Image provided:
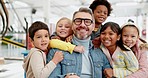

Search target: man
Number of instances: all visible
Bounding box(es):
[47,7,112,78]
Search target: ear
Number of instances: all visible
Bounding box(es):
[29,37,33,42]
[117,35,121,41]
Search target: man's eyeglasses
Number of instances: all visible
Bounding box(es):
[73,18,93,26]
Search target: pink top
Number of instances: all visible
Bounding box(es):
[126,39,148,78]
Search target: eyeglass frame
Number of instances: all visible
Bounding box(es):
[73,18,93,26]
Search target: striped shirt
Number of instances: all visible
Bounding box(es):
[101,45,139,78]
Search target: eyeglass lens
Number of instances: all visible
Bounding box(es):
[73,18,93,26]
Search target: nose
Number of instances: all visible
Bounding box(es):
[80,20,86,27]
[100,12,104,15]
[42,37,48,42]
[61,25,65,29]
[127,36,132,40]
[41,37,45,42]
[104,34,109,39]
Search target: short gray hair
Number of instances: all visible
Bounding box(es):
[72,7,95,24]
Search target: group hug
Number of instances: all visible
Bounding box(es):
[22,0,148,78]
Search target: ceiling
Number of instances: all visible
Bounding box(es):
[2,0,148,23]
[4,0,148,17]
[11,0,148,15]
[1,0,148,33]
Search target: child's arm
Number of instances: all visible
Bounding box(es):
[114,50,139,78]
[49,39,84,54]
[126,49,148,78]
[74,45,84,53]
[29,50,62,78]
[51,51,63,64]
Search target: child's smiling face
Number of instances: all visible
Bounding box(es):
[56,19,72,38]
[100,26,120,47]
[122,26,139,48]
[31,29,50,51]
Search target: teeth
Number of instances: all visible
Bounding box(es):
[125,42,131,46]
[99,17,104,20]
[104,40,110,43]
[42,43,47,46]
[125,42,131,44]
[60,31,66,34]
[80,29,87,32]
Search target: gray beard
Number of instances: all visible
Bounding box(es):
[76,34,89,40]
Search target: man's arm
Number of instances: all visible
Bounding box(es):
[102,52,113,78]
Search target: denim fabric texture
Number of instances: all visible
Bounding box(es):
[47,41,111,78]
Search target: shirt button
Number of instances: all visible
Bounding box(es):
[67,63,70,65]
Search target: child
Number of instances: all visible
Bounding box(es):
[50,17,84,53]
[120,21,148,78]
[23,21,83,78]
[99,22,139,78]
[50,17,73,41]
[89,0,112,40]
[89,0,112,48]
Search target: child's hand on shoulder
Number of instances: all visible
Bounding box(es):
[74,45,84,53]
[51,51,63,65]
[65,35,73,42]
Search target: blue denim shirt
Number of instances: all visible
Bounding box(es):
[47,41,111,78]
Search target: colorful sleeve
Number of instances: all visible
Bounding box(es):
[113,50,139,78]
[126,50,148,78]
[49,39,75,54]
[30,51,56,78]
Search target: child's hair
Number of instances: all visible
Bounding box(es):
[139,38,147,43]
[100,22,130,51]
[29,21,49,40]
[56,17,72,28]
[56,17,72,35]
[121,24,140,36]
[89,0,112,16]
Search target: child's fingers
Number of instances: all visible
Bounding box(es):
[80,46,85,53]
[55,51,64,57]
[58,51,64,58]
[82,48,85,53]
